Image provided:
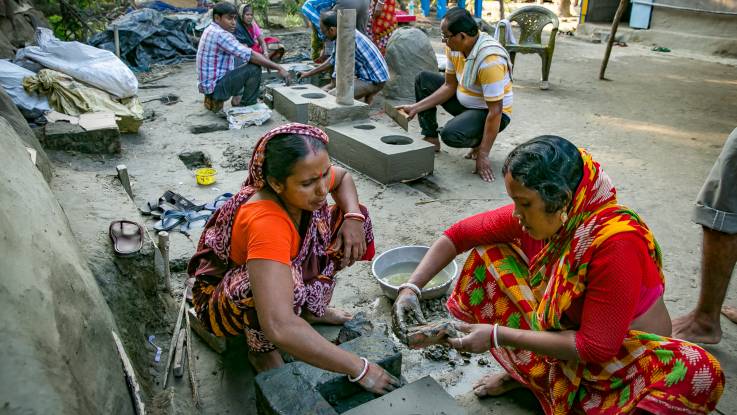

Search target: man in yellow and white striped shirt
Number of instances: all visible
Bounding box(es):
[398,7,513,182]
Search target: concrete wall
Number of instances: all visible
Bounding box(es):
[0,118,133,415]
[650,7,737,39]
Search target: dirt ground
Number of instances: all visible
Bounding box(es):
[46,19,737,414]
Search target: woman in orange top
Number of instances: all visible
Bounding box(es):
[188,123,398,393]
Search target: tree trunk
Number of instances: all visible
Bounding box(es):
[559,0,572,17]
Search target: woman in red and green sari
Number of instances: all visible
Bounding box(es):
[393,135,724,414]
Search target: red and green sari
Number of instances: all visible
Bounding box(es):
[447,150,724,414]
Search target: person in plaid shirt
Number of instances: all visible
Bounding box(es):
[196,3,289,112]
[298,10,389,104]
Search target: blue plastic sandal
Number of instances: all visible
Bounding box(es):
[204,192,234,211]
[153,210,188,232]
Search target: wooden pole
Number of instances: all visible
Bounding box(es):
[112,331,146,415]
[185,310,200,407]
[157,231,171,293]
[162,294,187,389]
[116,164,133,199]
[113,24,121,58]
[599,0,628,80]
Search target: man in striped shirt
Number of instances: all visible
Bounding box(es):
[398,7,513,182]
[196,2,289,112]
[298,10,389,103]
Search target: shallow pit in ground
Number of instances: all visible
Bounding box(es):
[178,150,212,170]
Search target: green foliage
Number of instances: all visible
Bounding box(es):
[44,0,117,41]
[282,0,301,15]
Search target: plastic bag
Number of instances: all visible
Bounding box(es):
[23,69,144,133]
[16,28,139,99]
[226,103,272,129]
[0,59,50,113]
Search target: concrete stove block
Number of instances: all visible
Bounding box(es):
[255,334,401,415]
[343,375,466,415]
[269,84,334,123]
[325,121,434,183]
[307,96,369,127]
[269,84,370,126]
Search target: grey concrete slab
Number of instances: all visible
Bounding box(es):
[326,121,435,183]
[308,95,369,127]
[43,119,121,154]
[270,84,334,124]
[343,375,465,415]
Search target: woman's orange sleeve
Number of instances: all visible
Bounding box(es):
[230,203,299,266]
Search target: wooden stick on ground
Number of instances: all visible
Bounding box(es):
[162,293,187,389]
[172,328,187,377]
[158,231,171,293]
[116,164,134,200]
[185,309,200,407]
[599,0,629,80]
[112,331,146,415]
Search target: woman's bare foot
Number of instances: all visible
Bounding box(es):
[247,349,285,373]
[722,305,737,324]
[671,311,722,344]
[231,96,242,107]
[423,136,440,153]
[302,308,353,325]
[473,372,523,398]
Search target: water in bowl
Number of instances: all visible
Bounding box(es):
[382,262,450,289]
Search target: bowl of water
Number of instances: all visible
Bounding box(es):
[372,245,458,300]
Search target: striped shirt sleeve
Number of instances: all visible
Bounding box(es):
[477,55,508,102]
[218,31,252,62]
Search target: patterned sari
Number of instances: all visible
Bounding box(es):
[447,151,724,414]
[366,0,397,54]
[187,123,375,352]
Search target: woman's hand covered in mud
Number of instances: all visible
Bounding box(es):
[392,289,426,344]
[358,363,401,395]
[446,322,493,354]
[332,219,366,268]
[405,320,460,349]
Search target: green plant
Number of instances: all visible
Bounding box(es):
[250,0,270,27]
[282,0,301,15]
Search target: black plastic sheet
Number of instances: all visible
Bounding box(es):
[89,9,197,72]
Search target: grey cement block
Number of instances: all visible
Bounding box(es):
[307,95,369,127]
[270,84,334,124]
[43,120,121,154]
[343,375,466,415]
[255,334,401,415]
[326,121,435,184]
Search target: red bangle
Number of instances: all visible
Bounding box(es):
[344,212,366,222]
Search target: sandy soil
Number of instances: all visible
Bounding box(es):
[47,23,737,414]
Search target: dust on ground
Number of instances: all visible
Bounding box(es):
[47,21,737,415]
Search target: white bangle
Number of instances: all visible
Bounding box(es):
[492,323,500,349]
[398,282,422,299]
[348,357,369,382]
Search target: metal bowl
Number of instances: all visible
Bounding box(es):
[371,245,458,300]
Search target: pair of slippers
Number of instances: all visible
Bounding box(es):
[109,220,144,256]
[154,193,233,232]
[141,190,205,219]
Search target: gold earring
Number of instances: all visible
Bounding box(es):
[560,211,568,224]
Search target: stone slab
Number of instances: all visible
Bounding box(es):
[325,121,434,184]
[43,114,121,154]
[255,334,401,415]
[343,375,466,415]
